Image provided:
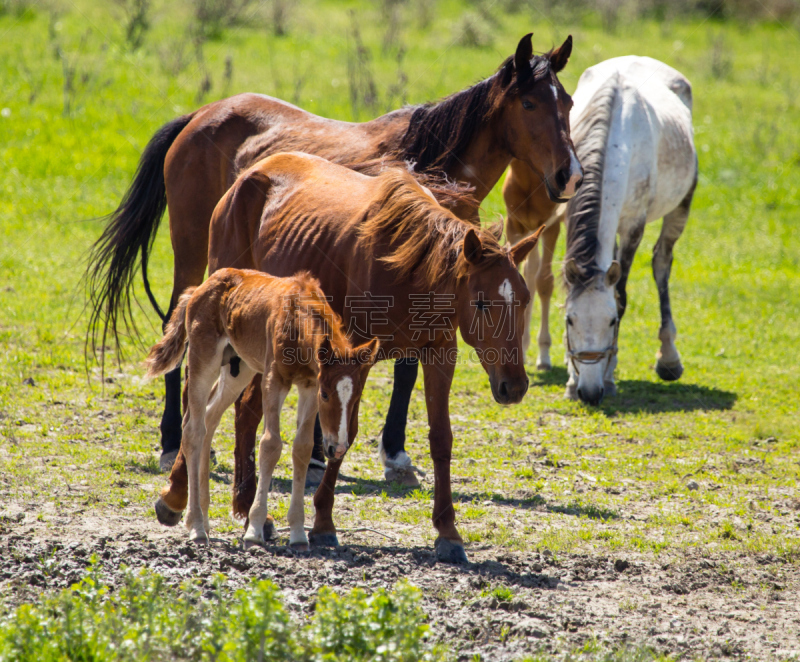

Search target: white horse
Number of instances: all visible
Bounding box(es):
[503,56,697,405]
[560,56,698,404]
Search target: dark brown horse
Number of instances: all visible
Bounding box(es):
[158,153,543,562]
[85,33,581,479]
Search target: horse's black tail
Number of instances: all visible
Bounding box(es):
[84,113,194,363]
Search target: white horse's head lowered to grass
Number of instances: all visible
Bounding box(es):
[564,258,621,406]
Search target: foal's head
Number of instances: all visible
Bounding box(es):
[496,34,582,202]
[456,227,544,405]
[315,336,380,461]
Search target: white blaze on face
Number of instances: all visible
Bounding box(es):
[335,376,354,453]
[499,278,514,306]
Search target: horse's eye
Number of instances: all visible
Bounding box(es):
[566,316,573,326]
[610,318,617,327]
[522,99,535,110]
[476,299,488,312]
[320,391,329,402]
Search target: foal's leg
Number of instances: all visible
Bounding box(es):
[379,358,420,488]
[534,221,560,371]
[243,371,289,547]
[155,363,255,526]
[287,386,318,549]
[182,347,224,543]
[653,183,695,381]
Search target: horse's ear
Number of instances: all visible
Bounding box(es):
[510,225,546,266]
[549,35,572,74]
[564,258,581,285]
[463,229,483,265]
[605,261,621,287]
[355,337,380,365]
[317,335,333,365]
[514,33,533,82]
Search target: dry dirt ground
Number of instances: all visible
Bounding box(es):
[1,504,799,661]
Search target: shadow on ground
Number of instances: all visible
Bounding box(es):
[529,366,737,414]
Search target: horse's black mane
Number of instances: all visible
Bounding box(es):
[398,54,552,175]
[563,74,621,293]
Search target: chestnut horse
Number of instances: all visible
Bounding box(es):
[85,33,581,482]
[160,153,543,562]
[146,267,379,547]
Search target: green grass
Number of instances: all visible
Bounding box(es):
[0,0,799,569]
[0,565,443,662]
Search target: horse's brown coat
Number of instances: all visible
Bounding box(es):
[148,268,378,544]
[162,155,544,559]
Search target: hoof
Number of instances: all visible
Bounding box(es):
[308,531,339,548]
[536,361,552,372]
[305,458,326,489]
[209,448,218,468]
[290,542,310,552]
[384,467,420,488]
[263,517,278,541]
[159,450,179,473]
[435,537,468,564]
[656,360,683,382]
[243,538,264,550]
[154,498,182,527]
[189,531,209,545]
[603,381,618,397]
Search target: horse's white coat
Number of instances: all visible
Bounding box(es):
[335,376,353,455]
[563,56,697,402]
[499,278,514,305]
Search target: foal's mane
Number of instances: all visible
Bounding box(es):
[289,272,350,356]
[398,52,554,174]
[562,73,621,293]
[358,170,507,288]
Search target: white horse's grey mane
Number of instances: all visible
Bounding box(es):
[562,73,621,293]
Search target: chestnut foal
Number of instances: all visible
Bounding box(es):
[146,268,378,547]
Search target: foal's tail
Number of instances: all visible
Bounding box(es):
[84,112,195,363]
[145,288,195,379]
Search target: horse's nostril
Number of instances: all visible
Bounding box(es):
[499,381,509,398]
[555,167,568,191]
[326,446,335,459]
[577,388,583,400]
[574,175,584,190]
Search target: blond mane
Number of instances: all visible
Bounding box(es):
[358,169,507,288]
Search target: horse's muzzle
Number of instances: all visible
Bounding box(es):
[493,377,529,405]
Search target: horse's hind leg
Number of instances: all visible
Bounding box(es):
[653,182,695,381]
[180,344,225,543]
[287,386,318,550]
[610,221,646,396]
[158,182,220,469]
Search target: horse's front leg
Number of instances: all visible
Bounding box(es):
[309,459,343,548]
[379,358,420,488]
[244,370,289,548]
[534,221,560,371]
[421,354,466,563]
[286,385,318,550]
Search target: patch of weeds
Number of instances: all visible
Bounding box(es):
[720,520,740,541]
[480,585,514,602]
[0,565,445,662]
[126,456,160,475]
